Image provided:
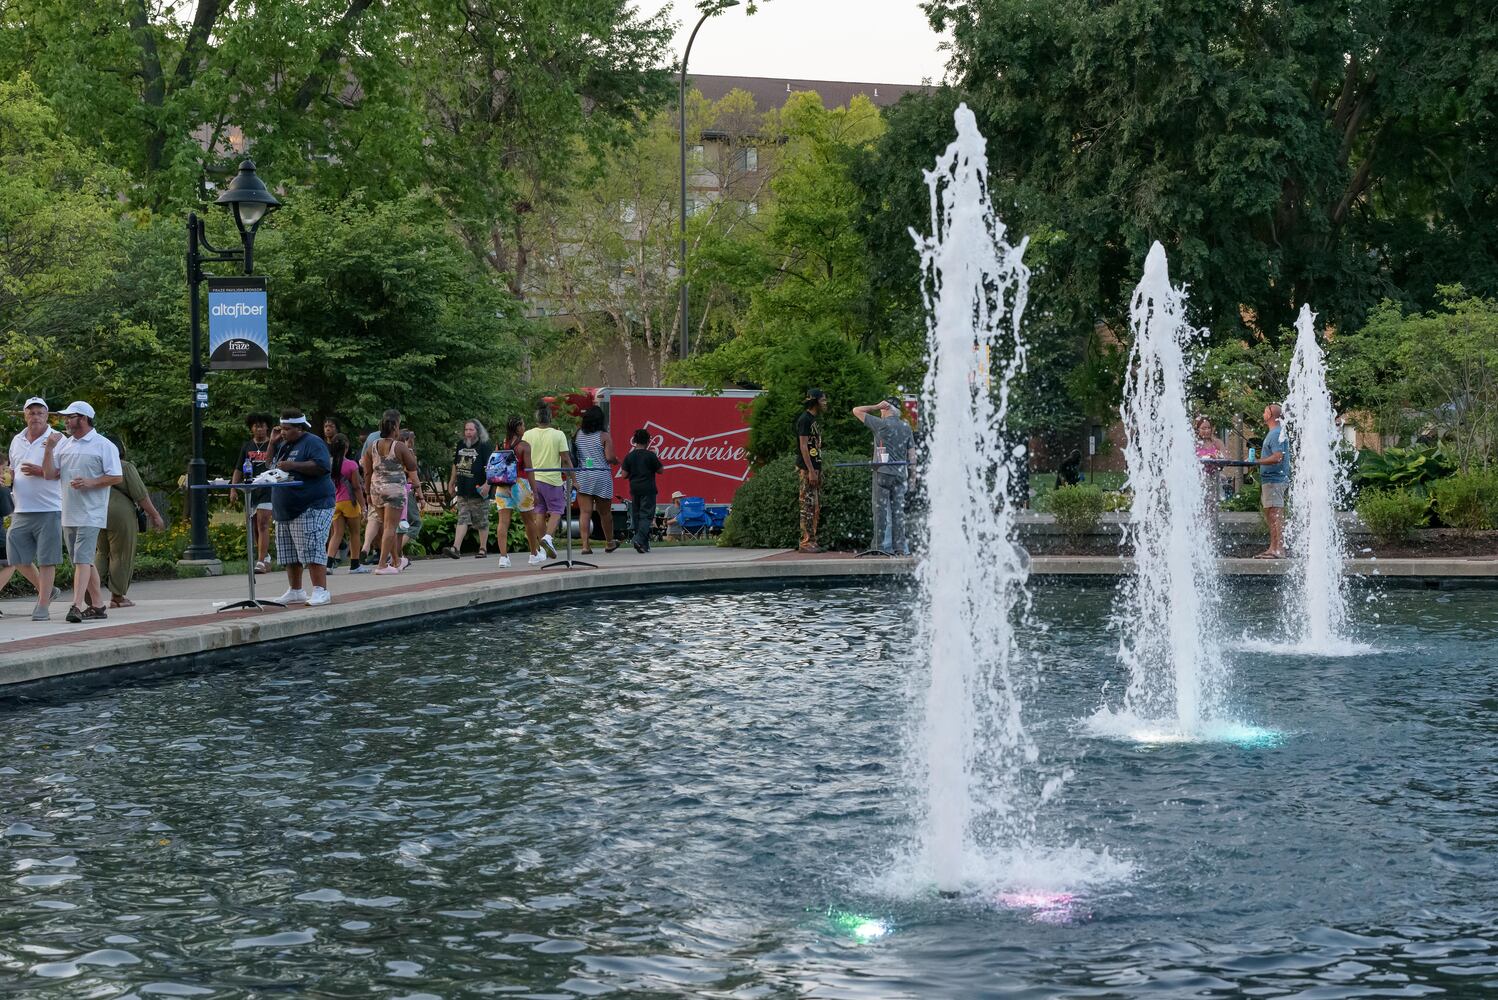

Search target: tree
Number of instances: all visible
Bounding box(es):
[682,91,886,390]
[746,331,889,465]
[523,89,775,387]
[1331,286,1498,470]
[927,0,1498,347]
[0,75,122,343]
[254,194,525,454]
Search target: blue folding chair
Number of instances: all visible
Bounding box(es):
[706,505,729,534]
[678,496,711,540]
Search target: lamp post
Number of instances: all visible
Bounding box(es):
[679,0,739,361]
[182,159,281,565]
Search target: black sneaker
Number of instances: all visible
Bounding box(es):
[632,541,645,553]
[81,606,108,621]
[65,605,83,623]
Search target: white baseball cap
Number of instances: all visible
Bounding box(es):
[56,401,95,419]
[22,396,47,410]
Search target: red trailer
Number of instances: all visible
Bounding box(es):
[595,387,760,505]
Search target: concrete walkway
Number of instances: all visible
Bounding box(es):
[4,547,1495,689]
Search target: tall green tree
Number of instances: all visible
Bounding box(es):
[927,0,1498,345]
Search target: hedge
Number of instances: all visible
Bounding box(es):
[1046,484,1105,536]
[1430,471,1498,532]
[1355,488,1428,543]
[720,450,873,549]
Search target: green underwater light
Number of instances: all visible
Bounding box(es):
[826,908,890,942]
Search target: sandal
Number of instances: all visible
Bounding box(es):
[110,597,135,609]
[254,560,270,574]
[604,542,619,553]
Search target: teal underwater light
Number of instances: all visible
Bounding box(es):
[826,908,890,942]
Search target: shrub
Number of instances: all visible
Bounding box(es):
[1047,484,1105,536]
[746,331,891,465]
[1102,489,1132,513]
[1356,488,1428,544]
[1221,482,1261,512]
[719,450,872,549]
[1353,445,1454,495]
[413,506,530,555]
[1431,471,1498,532]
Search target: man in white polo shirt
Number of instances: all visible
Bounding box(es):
[44,401,122,623]
[0,397,65,620]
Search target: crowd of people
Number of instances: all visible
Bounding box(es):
[221,402,676,607]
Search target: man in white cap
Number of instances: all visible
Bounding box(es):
[269,407,335,606]
[0,397,66,620]
[663,490,685,541]
[46,401,122,622]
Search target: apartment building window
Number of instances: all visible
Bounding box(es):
[733,146,758,172]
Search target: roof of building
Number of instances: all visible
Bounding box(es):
[687,74,931,112]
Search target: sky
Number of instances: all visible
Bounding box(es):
[635,0,951,85]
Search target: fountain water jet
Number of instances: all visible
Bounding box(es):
[910,104,1034,893]
[1284,303,1354,652]
[1109,243,1228,735]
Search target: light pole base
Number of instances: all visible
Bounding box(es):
[177,557,225,576]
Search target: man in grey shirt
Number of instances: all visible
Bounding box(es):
[853,397,915,556]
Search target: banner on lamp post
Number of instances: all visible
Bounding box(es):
[207,276,269,370]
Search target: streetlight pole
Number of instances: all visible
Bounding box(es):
[679,0,739,362]
[182,159,280,566]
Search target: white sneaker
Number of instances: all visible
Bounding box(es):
[540,534,557,558]
[274,589,308,605]
[527,553,545,566]
[497,555,511,568]
[307,588,332,607]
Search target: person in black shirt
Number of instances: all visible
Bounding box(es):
[795,388,828,552]
[445,419,494,558]
[232,412,276,573]
[620,428,663,553]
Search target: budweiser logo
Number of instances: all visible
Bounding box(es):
[616,421,750,482]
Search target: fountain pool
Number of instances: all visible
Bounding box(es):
[3,584,1497,998]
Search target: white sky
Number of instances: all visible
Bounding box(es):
[636,0,951,85]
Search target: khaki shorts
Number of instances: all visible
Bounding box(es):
[1261,481,1288,508]
[496,479,535,513]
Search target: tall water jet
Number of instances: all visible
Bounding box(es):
[1113,243,1226,734]
[910,104,1034,893]
[1284,303,1351,649]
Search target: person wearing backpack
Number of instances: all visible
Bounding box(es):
[492,415,541,568]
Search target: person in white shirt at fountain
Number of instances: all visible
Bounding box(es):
[46,401,124,622]
[0,397,66,620]
[1254,403,1291,559]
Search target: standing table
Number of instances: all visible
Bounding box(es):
[191,480,301,611]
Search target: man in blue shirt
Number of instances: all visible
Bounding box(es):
[270,409,335,605]
[1255,402,1291,559]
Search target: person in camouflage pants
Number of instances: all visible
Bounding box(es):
[795,389,828,552]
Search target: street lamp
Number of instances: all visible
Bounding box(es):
[679,0,740,363]
[181,159,281,565]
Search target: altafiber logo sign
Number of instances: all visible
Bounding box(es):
[207,276,269,370]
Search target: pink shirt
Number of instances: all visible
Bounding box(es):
[334,459,360,503]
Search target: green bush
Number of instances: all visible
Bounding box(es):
[1354,445,1454,495]
[719,450,872,549]
[1047,484,1105,536]
[1431,471,1498,532]
[1221,482,1262,512]
[1356,488,1428,543]
[746,331,891,465]
[413,506,530,555]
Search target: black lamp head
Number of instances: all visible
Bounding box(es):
[215,159,281,236]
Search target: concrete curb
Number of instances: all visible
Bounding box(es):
[0,558,912,689]
[7,551,1496,690]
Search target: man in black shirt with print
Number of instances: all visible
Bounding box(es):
[795,389,828,553]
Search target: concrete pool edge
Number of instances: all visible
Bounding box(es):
[5,552,1497,691]
[0,557,913,690]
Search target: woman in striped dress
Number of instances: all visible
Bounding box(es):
[572,405,619,554]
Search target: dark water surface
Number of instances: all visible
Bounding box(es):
[2,584,1497,998]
